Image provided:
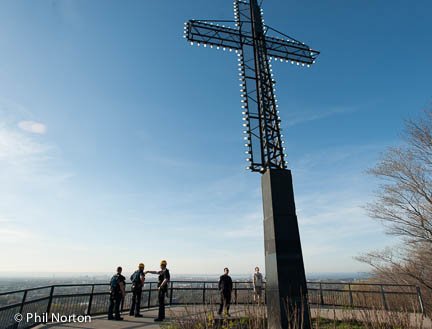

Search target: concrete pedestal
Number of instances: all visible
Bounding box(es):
[262,169,310,329]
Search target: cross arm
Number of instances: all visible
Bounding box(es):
[184,20,319,66]
[184,20,244,50]
[263,26,319,65]
[264,36,319,66]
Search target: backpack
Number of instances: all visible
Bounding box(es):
[131,271,143,291]
[110,274,120,293]
[131,271,141,283]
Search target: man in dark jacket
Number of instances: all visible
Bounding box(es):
[108,266,126,321]
[147,260,170,322]
[218,267,233,316]
[129,263,146,317]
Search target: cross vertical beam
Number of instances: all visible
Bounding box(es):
[235,0,286,172]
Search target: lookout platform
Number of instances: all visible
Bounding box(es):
[36,305,253,329]
[0,280,427,329]
[34,305,431,329]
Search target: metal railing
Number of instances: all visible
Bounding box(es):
[0,280,424,329]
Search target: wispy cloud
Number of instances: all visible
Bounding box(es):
[0,124,49,159]
[0,99,50,160]
[0,98,73,219]
[224,211,263,238]
[285,107,355,127]
[18,121,46,134]
[225,227,261,238]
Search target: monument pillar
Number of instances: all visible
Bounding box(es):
[262,169,310,329]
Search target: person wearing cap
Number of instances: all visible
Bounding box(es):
[218,267,233,316]
[129,263,146,317]
[147,260,170,322]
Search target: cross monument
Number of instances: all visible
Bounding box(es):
[184,1,320,328]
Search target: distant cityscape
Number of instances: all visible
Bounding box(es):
[0,272,371,294]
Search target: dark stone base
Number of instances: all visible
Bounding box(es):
[262,169,310,329]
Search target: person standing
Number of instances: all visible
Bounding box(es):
[218,267,233,316]
[147,260,170,322]
[108,266,126,321]
[129,263,146,317]
[252,266,263,303]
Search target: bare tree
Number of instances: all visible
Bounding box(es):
[356,109,432,313]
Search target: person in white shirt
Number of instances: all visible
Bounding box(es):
[253,266,263,303]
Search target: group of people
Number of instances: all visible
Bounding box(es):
[218,266,264,317]
[108,260,170,322]
[107,262,264,321]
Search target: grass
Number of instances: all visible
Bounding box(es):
[312,318,365,329]
[161,302,427,329]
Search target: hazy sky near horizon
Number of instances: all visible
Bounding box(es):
[0,0,431,276]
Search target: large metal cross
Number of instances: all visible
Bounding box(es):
[184,0,319,173]
[184,1,320,328]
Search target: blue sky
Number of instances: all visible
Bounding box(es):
[0,0,431,276]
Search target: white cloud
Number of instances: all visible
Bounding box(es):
[0,125,49,159]
[18,121,47,134]
[285,107,355,127]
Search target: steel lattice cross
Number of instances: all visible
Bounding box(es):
[184,0,319,173]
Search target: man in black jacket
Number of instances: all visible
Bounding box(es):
[108,266,126,321]
[129,263,146,317]
[147,260,170,322]
[218,267,233,316]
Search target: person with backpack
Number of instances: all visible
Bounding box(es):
[129,263,146,317]
[147,260,170,322]
[218,267,233,316]
[108,266,126,321]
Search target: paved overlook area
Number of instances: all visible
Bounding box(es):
[34,305,431,329]
[37,306,174,329]
[35,305,251,329]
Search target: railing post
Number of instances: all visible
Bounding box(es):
[170,281,174,305]
[46,286,55,317]
[13,290,28,329]
[416,286,425,314]
[148,283,152,308]
[319,282,324,305]
[87,285,95,315]
[203,282,206,304]
[250,281,253,304]
[380,285,388,311]
[120,285,125,312]
[348,284,353,307]
[234,282,238,304]
[19,290,27,314]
